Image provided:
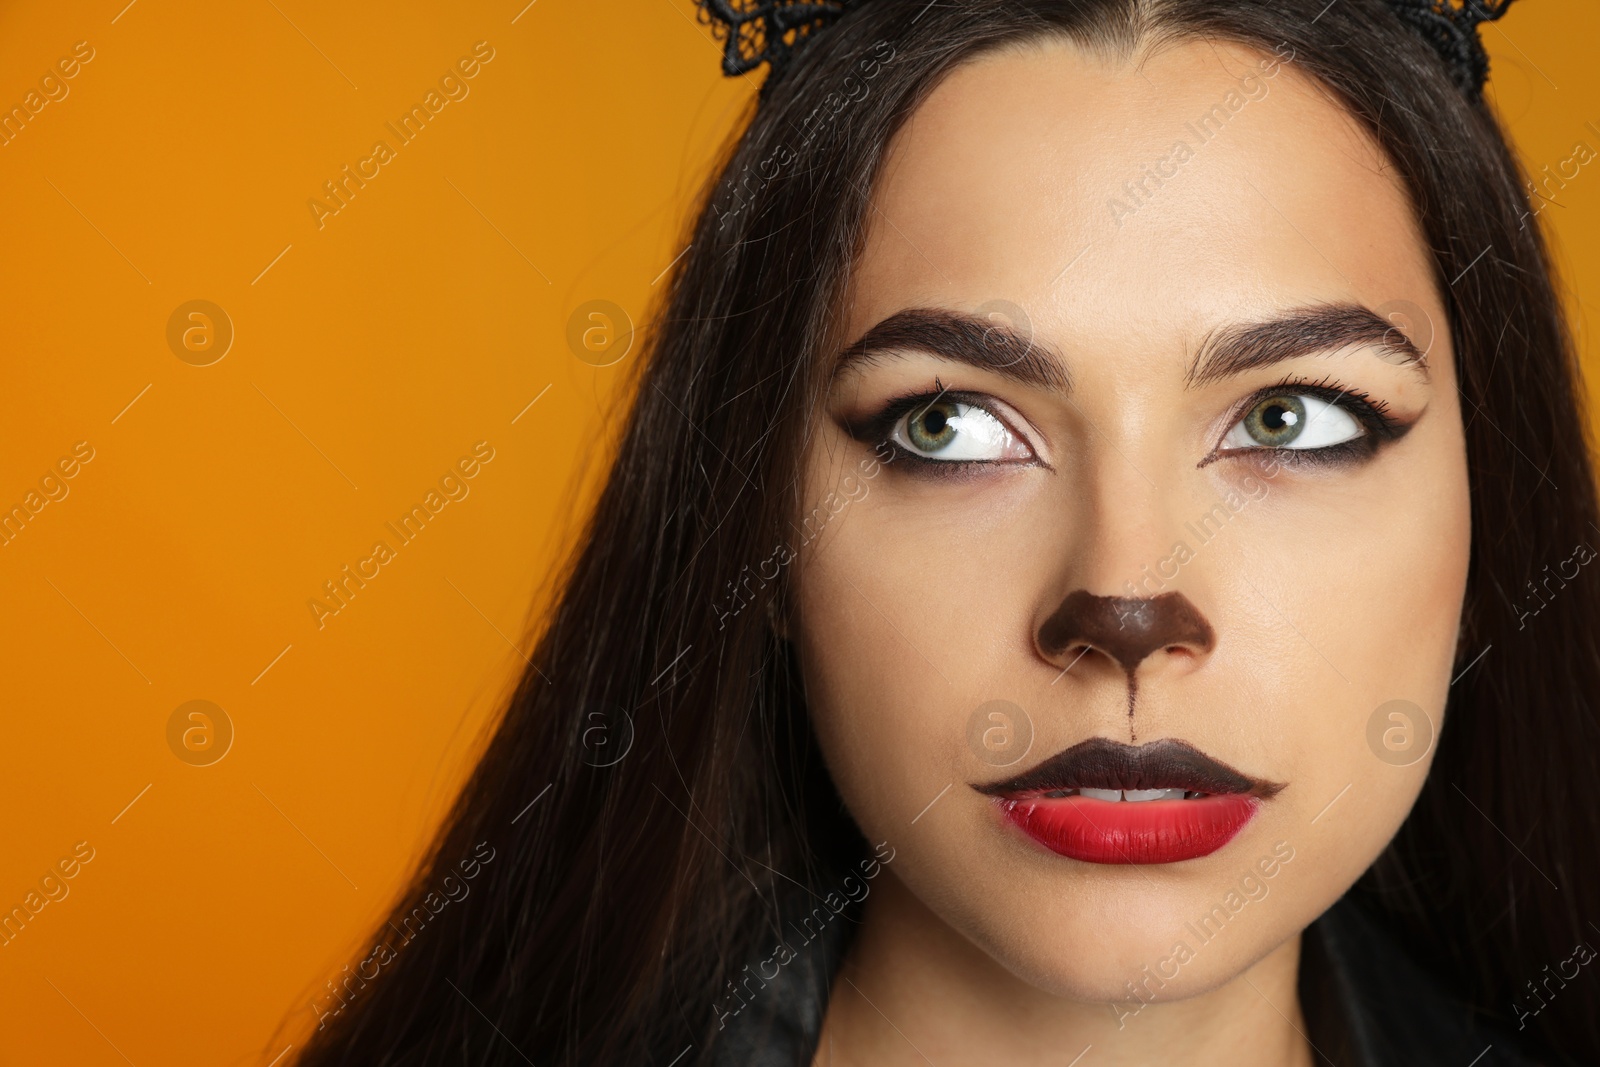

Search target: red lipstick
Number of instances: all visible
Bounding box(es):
[995,794,1258,864]
[973,738,1283,865]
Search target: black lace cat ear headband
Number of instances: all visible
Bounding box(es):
[699,0,860,82]
[1384,0,1516,96]
[697,0,1517,99]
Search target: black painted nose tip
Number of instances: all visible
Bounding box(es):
[1038,590,1215,673]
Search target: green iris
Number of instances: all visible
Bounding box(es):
[907,400,960,453]
[1243,394,1307,447]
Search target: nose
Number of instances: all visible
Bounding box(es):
[1036,591,1215,734]
[1038,590,1216,673]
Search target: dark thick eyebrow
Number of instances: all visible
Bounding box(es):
[1186,303,1431,388]
[833,308,1071,393]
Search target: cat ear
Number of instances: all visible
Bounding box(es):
[698,0,861,86]
[1381,0,1519,98]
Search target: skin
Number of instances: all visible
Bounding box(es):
[789,35,1471,1067]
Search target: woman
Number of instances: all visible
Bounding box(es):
[293,0,1600,1064]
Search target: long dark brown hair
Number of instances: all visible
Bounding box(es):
[292,1,1600,1063]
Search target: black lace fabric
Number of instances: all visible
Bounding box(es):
[698,0,862,81]
[696,0,1520,100]
[1385,0,1518,96]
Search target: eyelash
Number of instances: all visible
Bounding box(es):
[1205,374,1407,470]
[851,375,1408,473]
[848,382,1037,475]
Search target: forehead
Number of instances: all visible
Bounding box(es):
[845,36,1438,361]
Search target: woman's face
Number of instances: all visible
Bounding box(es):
[792,37,1470,1004]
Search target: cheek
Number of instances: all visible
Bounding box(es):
[792,494,947,836]
[1227,415,1470,901]
[1315,419,1470,739]
[790,453,1023,841]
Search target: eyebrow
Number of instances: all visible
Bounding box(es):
[832,308,1072,393]
[1186,302,1431,388]
[833,301,1431,394]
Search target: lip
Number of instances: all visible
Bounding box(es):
[973,737,1283,865]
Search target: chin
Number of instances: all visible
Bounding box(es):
[941,885,1288,1004]
[890,809,1333,1003]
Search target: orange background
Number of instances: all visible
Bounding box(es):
[0,2,1593,1063]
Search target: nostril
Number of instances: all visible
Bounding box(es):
[1037,590,1216,674]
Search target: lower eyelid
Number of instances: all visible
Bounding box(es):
[1202,432,1386,469]
[1264,439,1379,467]
[876,442,1008,478]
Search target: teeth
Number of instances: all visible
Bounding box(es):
[1066,787,1192,802]
[1036,788,1208,801]
[1124,788,1187,802]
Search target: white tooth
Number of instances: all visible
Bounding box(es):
[1080,787,1123,802]
[1124,788,1187,802]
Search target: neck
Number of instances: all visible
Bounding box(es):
[814,870,1314,1067]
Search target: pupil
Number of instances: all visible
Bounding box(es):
[922,410,947,434]
[1246,394,1307,447]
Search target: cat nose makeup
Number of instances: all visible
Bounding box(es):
[1036,591,1217,732]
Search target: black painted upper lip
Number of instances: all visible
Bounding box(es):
[972,737,1285,799]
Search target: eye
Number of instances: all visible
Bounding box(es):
[1220,392,1364,451]
[891,399,1032,462]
